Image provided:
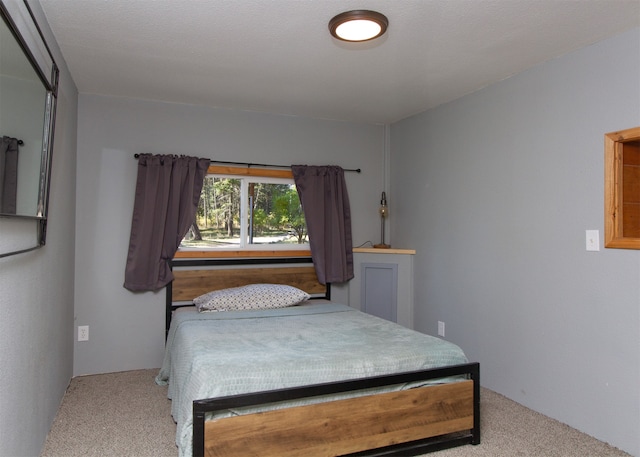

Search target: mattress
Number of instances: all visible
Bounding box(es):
[156,302,468,457]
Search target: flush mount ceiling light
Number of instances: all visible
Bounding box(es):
[328,10,388,42]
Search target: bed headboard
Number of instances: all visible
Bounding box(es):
[165,257,329,335]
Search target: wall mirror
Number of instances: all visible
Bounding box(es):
[604,126,640,249]
[0,0,58,243]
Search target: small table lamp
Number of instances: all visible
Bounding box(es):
[374,191,390,248]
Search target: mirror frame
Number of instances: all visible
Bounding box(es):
[0,0,58,246]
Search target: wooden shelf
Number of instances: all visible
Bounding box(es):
[353,248,416,255]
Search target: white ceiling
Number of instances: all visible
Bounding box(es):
[38,0,640,124]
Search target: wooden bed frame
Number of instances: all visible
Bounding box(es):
[167,257,480,457]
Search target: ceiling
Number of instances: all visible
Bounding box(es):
[38,0,640,125]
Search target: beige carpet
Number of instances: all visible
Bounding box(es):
[40,369,630,457]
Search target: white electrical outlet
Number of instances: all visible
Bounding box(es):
[78,325,89,341]
[438,321,445,337]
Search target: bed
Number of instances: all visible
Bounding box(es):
[157,257,480,457]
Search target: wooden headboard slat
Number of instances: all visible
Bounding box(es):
[172,266,326,302]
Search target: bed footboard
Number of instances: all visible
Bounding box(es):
[193,362,480,457]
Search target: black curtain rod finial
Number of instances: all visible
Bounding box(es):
[2,135,24,145]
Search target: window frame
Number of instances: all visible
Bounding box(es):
[605,126,640,249]
[175,165,311,259]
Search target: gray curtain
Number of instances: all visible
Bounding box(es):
[0,136,19,214]
[292,165,354,284]
[124,154,210,292]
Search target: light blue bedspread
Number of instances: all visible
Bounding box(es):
[156,302,468,457]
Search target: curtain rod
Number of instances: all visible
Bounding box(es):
[133,154,361,173]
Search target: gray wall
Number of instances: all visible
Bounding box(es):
[0,1,78,456]
[390,27,640,455]
[73,94,385,376]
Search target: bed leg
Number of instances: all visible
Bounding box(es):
[193,404,205,457]
[471,362,481,445]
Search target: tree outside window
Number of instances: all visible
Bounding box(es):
[180,171,308,250]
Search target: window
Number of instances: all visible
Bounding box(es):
[178,166,309,255]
